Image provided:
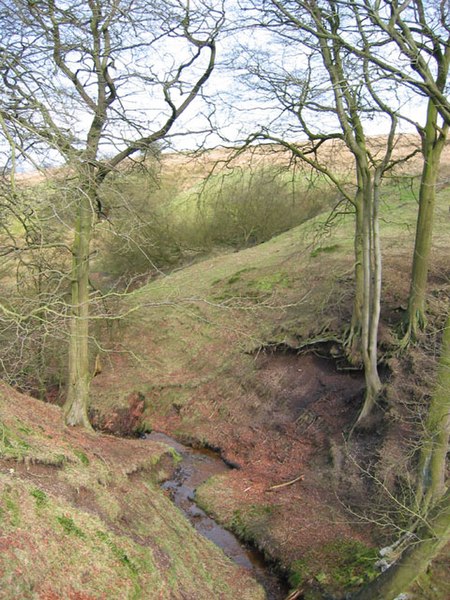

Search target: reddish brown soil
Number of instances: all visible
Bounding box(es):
[1,381,267,600]
[0,381,173,518]
[136,350,375,564]
[74,231,449,596]
[90,391,146,436]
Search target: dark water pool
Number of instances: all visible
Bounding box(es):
[145,432,288,600]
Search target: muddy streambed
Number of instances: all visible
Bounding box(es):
[145,432,288,600]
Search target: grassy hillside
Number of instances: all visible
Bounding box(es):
[88,171,450,597]
[0,382,265,599]
[91,173,450,421]
[2,137,449,598]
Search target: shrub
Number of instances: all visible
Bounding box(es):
[97,172,184,278]
[99,166,336,282]
[188,168,328,249]
[0,184,71,399]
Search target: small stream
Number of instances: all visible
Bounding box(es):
[145,432,288,600]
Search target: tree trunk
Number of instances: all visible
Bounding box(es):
[64,174,94,428]
[351,487,450,600]
[347,190,364,361]
[404,100,448,341]
[416,311,450,511]
[355,168,382,426]
[353,311,450,599]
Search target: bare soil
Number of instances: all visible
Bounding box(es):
[137,349,373,549]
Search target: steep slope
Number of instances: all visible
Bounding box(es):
[91,175,450,433]
[0,382,265,599]
[88,177,450,597]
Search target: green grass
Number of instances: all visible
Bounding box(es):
[0,419,69,465]
[229,504,275,543]
[96,530,140,575]
[93,168,450,425]
[30,488,48,508]
[56,514,86,538]
[3,493,21,527]
[310,244,340,258]
[288,540,378,593]
[94,172,444,422]
[0,423,30,458]
[0,460,264,600]
[74,449,90,465]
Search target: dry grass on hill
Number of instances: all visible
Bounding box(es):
[0,381,265,600]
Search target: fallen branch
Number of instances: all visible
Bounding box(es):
[284,587,303,600]
[266,474,304,492]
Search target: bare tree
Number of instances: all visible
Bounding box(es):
[348,1,450,341]
[0,0,223,427]
[351,1,450,125]
[238,0,418,424]
[352,310,450,600]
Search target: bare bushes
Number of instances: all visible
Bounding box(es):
[98,179,185,279]
[0,163,335,396]
[0,184,72,399]
[0,182,117,400]
[99,167,336,281]
[0,261,69,400]
[184,168,332,249]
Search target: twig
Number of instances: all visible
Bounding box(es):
[284,588,303,600]
[266,474,304,492]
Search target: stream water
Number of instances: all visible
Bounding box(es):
[145,432,288,600]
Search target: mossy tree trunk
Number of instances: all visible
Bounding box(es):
[354,164,383,425]
[404,100,448,341]
[416,310,450,511]
[351,487,450,600]
[64,167,95,428]
[353,310,450,600]
[351,119,397,426]
[347,188,364,361]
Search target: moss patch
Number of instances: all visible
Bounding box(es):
[0,423,31,459]
[74,449,90,465]
[229,504,276,544]
[30,488,48,508]
[288,539,378,595]
[310,244,340,258]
